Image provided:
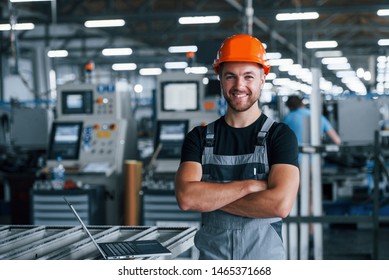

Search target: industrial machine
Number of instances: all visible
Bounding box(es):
[38,82,139,225]
[141,73,222,238]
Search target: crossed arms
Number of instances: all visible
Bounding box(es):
[175,161,300,219]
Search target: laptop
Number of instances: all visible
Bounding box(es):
[63,196,171,260]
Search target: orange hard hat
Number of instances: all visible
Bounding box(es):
[213,34,270,75]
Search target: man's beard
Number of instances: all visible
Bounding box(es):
[225,92,259,112]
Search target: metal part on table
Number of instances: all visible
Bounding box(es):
[0,225,196,260]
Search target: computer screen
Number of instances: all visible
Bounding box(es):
[161,81,199,111]
[155,120,189,159]
[48,122,83,160]
[61,90,94,115]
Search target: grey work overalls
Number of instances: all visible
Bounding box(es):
[194,117,285,260]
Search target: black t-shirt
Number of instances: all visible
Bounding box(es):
[180,114,299,168]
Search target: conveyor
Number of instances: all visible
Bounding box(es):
[0,225,196,260]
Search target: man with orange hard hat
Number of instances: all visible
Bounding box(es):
[175,34,300,259]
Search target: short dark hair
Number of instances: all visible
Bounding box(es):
[286,95,303,111]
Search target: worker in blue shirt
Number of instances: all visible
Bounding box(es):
[283,95,341,146]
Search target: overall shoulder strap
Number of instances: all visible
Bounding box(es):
[256,117,276,146]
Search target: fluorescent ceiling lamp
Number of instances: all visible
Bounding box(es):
[165,62,188,69]
[179,16,220,24]
[269,58,294,66]
[265,73,277,80]
[47,50,68,58]
[272,78,291,86]
[139,68,162,76]
[327,63,351,70]
[321,57,348,65]
[276,12,319,21]
[134,84,143,93]
[0,23,35,31]
[266,52,282,60]
[315,50,343,58]
[185,66,208,74]
[336,70,356,78]
[305,40,338,49]
[377,56,388,63]
[341,77,362,84]
[378,39,389,46]
[84,19,125,28]
[377,9,389,16]
[356,68,365,78]
[168,45,198,53]
[102,48,132,56]
[112,63,137,71]
[263,83,273,90]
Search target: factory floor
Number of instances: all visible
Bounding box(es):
[1,211,388,260]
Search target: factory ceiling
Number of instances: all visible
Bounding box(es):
[1,0,389,95]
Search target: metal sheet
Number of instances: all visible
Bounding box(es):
[0,225,196,260]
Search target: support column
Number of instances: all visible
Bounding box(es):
[310,67,323,260]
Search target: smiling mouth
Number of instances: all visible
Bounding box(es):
[232,92,248,98]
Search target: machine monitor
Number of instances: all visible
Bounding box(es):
[48,121,83,161]
[61,90,93,115]
[155,120,189,159]
[161,81,199,111]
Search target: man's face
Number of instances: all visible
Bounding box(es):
[220,62,265,112]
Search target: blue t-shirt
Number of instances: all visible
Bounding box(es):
[283,107,333,145]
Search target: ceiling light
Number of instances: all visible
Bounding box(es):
[133,84,143,93]
[266,52,282,60]
[47,50,68,58]
[269,58,294,66]
[321,57,348,64]
[84,19,125,28]
[102,48,132,56]
[356,68,365,78]
[315,50,343,58]
[377,9,389,16]
[112,63,137,71]
[327,63,351,70]
[185,67,208,74]
[265,73,277,80]
[139,68,162,76]
[0,23,35,31]
[336,71,356,78]
[168,45,198,53]
[165,62,188,69]
[378,39,389,46]
[276,12,319,21]
[272,78,291,86]
[178,16,220,24]
[305,40,338,49]
[363,71,371,81]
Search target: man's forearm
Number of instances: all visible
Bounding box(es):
[176,179,267,212]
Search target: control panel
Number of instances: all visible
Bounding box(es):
[80,119,126,168]
[56,83,123,120]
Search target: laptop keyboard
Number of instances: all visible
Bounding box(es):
[106,242,139,255]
